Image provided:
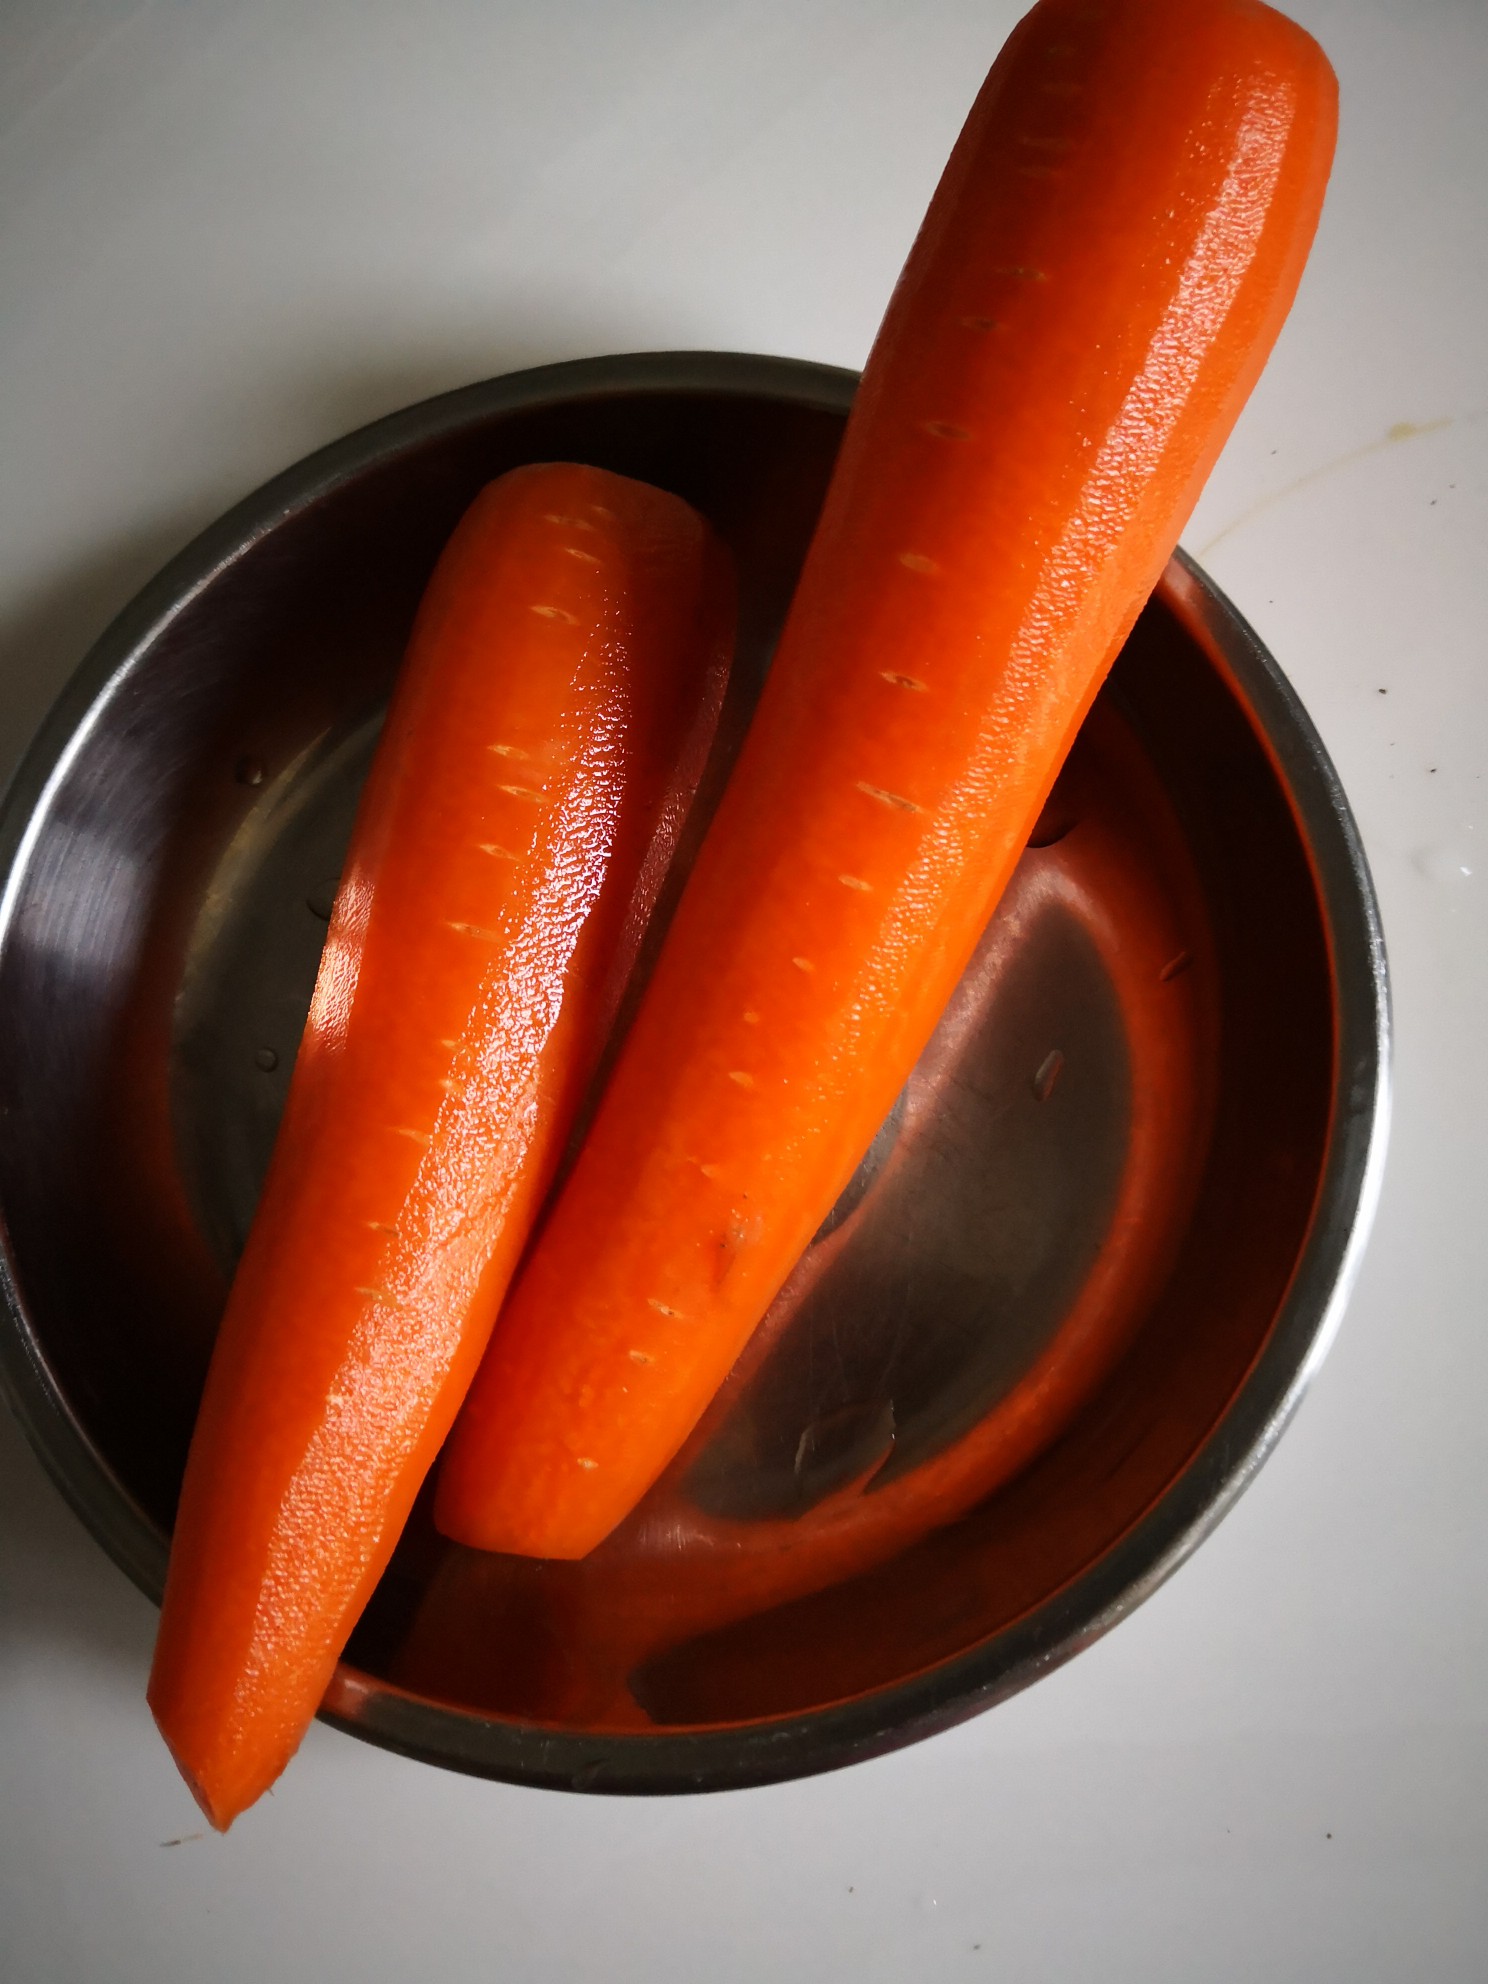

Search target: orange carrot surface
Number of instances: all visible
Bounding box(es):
[435,0,1338,1561]
[149,463,732,1826]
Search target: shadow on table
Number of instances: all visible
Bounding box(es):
[0,1400,155,1676]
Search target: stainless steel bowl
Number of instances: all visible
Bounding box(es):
[0,351,1388,1793]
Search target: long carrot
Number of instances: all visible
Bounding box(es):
[148,462,733,1826]
[434,0,1338,1562]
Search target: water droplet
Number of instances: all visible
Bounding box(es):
[254,1047,279,1072]
[235,756,264,786]
[1033,1049,1064,1101]
[1159,950,1193,982]
[306,882,338,920]
[792,1399,896,1493]
[1027,808,1074,849]
[1414,844,1474,882]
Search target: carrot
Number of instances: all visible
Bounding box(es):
[434,0,1338,1562]
[148,462,733,1827]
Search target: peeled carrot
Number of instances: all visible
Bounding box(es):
[148,462,733,1826]
[434,0,1338,1562]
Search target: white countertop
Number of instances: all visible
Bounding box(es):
[2,2,1484,1977]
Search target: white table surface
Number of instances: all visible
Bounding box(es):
[2,3,1484,1978]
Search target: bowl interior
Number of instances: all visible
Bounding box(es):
[0,356,1340,1784]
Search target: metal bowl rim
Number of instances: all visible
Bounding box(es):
[0,348,1391,1796]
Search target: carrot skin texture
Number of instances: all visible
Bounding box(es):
[434,0,1337,1562]
[147,463,733,1827]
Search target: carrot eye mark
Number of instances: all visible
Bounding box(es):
[531,604,577,624]
[648,1298,683,1318]
[496,783,543,802]
[587,504,617,522]
[488,743,528,759]
[628,1349,652,1365]
[880,670,929,693]
[365,1221,397,1234]
[898,551,939,574]
[355,1287,396,1303]
[742,1010,761,1025]
[838,874,873,893]
[393,1127,430,1146]
[922,420,971,440]
[1159,950,1193,982]
[447,920,500,940]
[728,1069,757,1089]
[478,842,519,860]
[575,1456,599,1470]
[544,512,598,531]
[856,781,923,814]
[697,1162,722,1179]
[961,315,1004,331]
[791,955,815,973]
[564,546,603,564]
